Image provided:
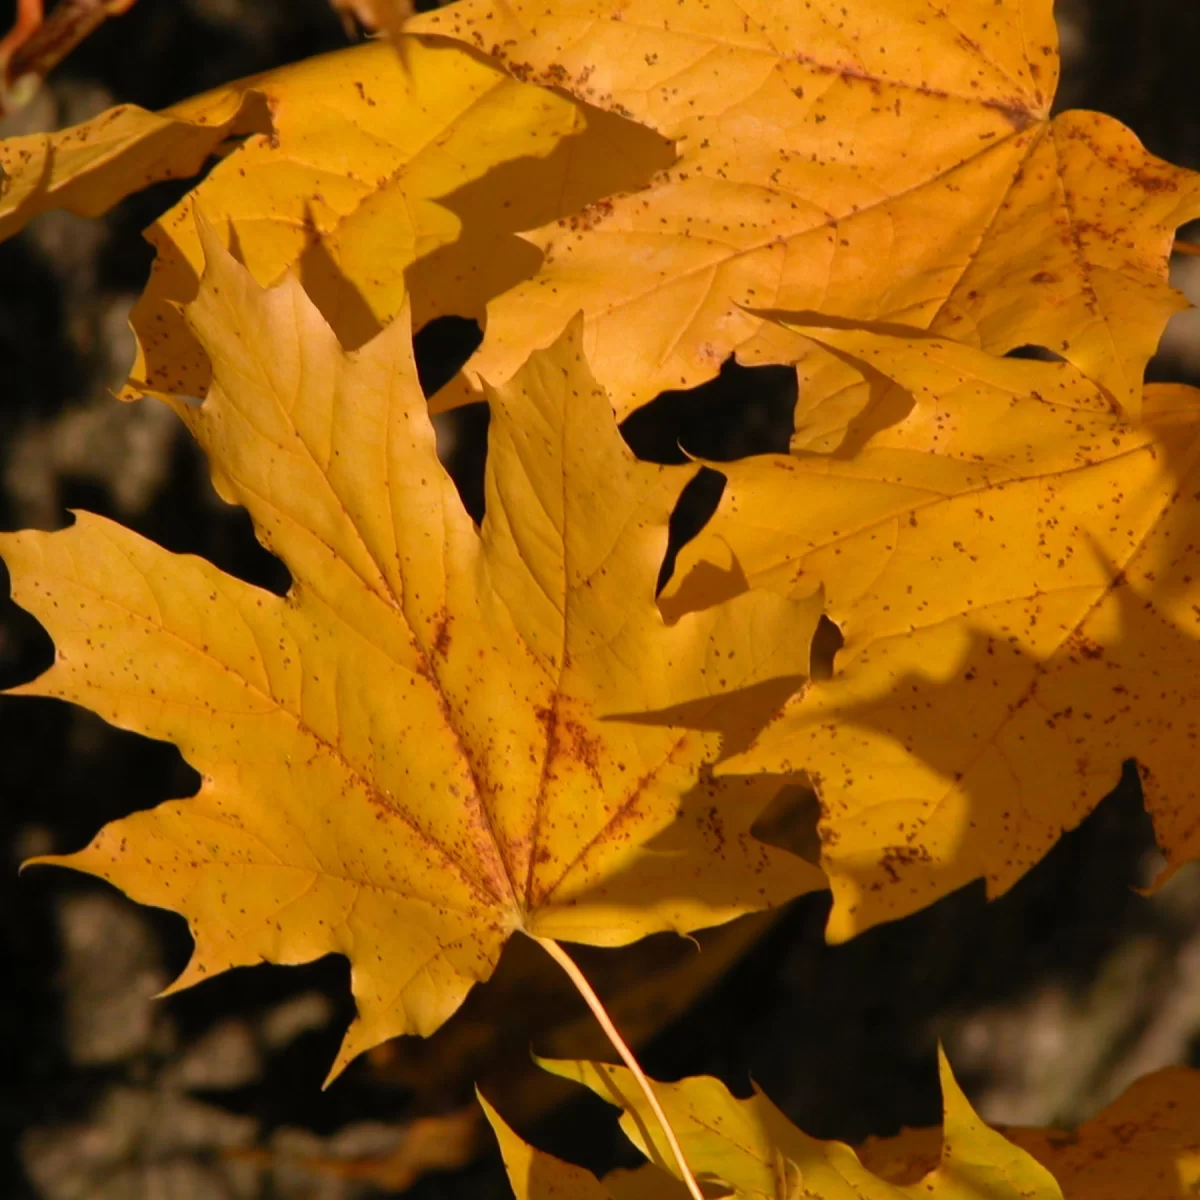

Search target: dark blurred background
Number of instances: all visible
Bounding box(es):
[3,0,1200,1195]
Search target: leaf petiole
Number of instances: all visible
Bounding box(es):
[528,934,707,1200]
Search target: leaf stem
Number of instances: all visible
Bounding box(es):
[529,933,706,1200]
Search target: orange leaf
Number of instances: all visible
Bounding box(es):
[527,1047,1061,1198]
[409,0,1200,419]
[3,229,824,1077]
[667,324,1200,940]
[0,80,268,243]
[122,37,671,405]
[862,1066,1200,1199]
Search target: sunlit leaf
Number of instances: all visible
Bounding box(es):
[409,0,1200,418]
[667,324,1200,940]
[3,229,824,1077]
[861,1066,1200,1200]
[532,1047,1061,1198]
[123,37,672,403]
[0,81,268,242]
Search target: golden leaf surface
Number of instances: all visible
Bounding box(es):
[664,324,1200,941]
[124,37,671,403]
[486,1093,695,1199]
[860,1066,1200,1199]
[0,82,268,243]
[3,230,825,1077]
[483,1093,627,1200]
[408,0,1200,418]
[510,1047,1061,1198]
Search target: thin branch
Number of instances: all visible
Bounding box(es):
[3,0,139,110]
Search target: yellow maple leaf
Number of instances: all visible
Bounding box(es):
[3,228,825,1077]
[408,0,1200,419]
[502,1047,1061,1199]
[664,323,1200,941]
[861,1066,1200,1199]
[123,37,671,403]
[0,78,268,242]
[483,1092,634,1200]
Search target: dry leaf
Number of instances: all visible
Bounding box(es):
[0,78,268,242]
[666,324,1200,940]
[409,0,1200,418]
[860,1066,1200,1199]
[229,1104,481,1192]
[484,1091,630,1199]
[4,228,824,1078]
[124,37,671,403]
[493,1047,1061,1198]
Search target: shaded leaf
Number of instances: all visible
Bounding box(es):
[364,912,780,1127]
[410,0,1200,417]
[483,1092,652,1200]
[227,1105,480,1192]
[0,80,269,242]
[233,911,779,1194]
[861,1066,1200,1200]
[666,324,1200,940]
[602,1165,698,1200]
[123,37,672,403]
[535,1046,1061,1198]
[3,230,824,1077]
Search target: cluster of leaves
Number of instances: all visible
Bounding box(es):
[3,0,1200,1195]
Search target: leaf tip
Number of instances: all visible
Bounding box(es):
[16,852,59,877]
[18,843,102,880]
[190,205,246,295]
[935,1041,964,1109]
[322,1032,362,1090]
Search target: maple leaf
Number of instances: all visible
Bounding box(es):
[489,1048,1062,1199]
[408,0,1200,419]
[0,78,269,243]
[664,323,1200,941]
[3,227,825,1077]
[123,37,672,404]
[860,1066,1200,1199]
[483,1092,691,1199]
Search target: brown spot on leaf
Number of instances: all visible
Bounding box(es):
[433,608,453,659]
